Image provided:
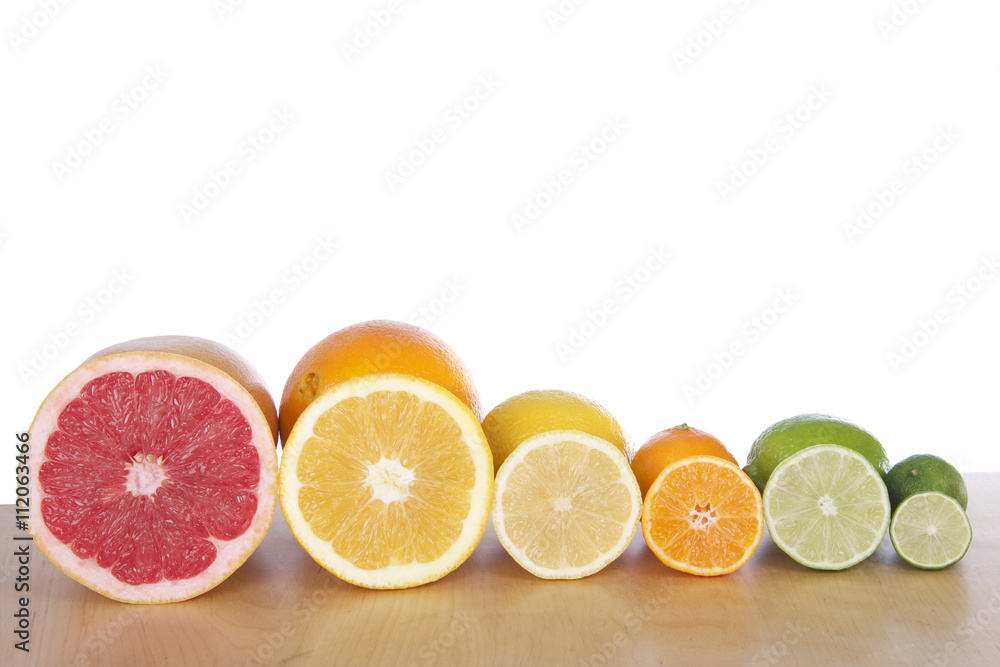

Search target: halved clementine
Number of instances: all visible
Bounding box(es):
[642,455,763,576]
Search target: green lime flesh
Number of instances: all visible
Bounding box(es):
[763,444,890,570]
[890,491,972,569]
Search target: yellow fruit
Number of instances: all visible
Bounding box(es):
[279,320,482,444]
[493,430,641,579]
[279,373,493,589]
[481,390,631,474]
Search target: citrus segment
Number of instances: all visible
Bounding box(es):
[641,456,763,576]
[279,374,493,589]
[763,444,890,570]
[86,335,278,442]
[28,339,278,603]
[492,431,641,579]
[890,492,972,569]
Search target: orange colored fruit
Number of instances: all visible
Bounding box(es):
[642,456,763,576]
[279,320,482,443]
[630,424,737,498]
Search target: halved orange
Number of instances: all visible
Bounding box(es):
[279,373,493,589]
[642,455,763,576]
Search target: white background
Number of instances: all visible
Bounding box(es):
[3,0,999,504]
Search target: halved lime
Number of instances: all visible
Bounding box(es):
[890,491,972,570]
[763,444,890,570]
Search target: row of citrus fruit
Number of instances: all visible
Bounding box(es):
[26,320,971,604]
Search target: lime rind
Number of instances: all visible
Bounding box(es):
[746,414,889,492]
[885,454,968,511]
[763,444,890,570]
[890,491,972,570]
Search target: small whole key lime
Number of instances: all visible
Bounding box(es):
[885,454,968,511]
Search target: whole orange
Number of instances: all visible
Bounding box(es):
[278,320,482,443]
[630,424,737,498]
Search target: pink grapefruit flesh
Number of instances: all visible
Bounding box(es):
[28,340,278,603]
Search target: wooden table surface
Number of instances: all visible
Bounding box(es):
[3,473,998,666]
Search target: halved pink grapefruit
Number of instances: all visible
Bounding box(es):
[27,336,279,603]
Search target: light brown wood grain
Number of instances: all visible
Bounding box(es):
[3,473,999,666]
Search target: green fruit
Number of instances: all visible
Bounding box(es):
[885,454,968,511]
[890,491,972,569]
[744,413,889,492]
[762,444,891,570]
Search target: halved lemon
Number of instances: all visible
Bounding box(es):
[279,373,493,589]
[492,430,641,579]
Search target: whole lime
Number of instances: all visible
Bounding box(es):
[744,413,889,492]
[885,454,968,511]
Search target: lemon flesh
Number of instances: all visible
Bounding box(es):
[493,430,641,579]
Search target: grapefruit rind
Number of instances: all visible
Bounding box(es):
[278,373,493,590]
[28,350,278,604]
[492,430,642,580]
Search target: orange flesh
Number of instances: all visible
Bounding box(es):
[643,457,763,576]
[296,390,475,570]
